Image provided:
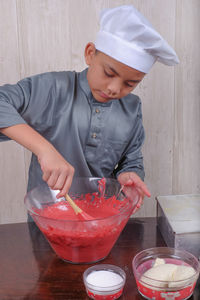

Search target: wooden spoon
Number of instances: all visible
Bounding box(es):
[65,194,94,221]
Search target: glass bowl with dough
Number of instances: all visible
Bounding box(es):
[132,247,200,300]
[25,177,140,264]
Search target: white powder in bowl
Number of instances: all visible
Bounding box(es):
[86,270,123,287]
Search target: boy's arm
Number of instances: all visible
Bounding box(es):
[0,73,76,197]
[0,124,74,198]
[115,100,150,210]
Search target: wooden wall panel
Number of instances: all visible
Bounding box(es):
[0,0,27,224]
[0,142,27,223]
[0,0,199,223]
[130,0,177,217]
[16,0,72,76]
[173,0,200,194]
[0,0,20,84]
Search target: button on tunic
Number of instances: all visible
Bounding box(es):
[0,68,145,192]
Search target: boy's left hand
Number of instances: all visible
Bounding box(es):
[117,171,151,213]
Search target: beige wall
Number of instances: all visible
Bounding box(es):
[0,0,199,224]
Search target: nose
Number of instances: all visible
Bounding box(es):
[107,79,121,97]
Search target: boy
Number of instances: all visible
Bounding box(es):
[0,5,179,213]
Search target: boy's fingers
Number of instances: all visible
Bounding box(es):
[126,174,150,197]
[53,173,66,191]
[135,182,151,198]
[125,177,151,198]
[118,173,151,198]
[137,194,143,208]
[47,172,60,188]
[127,174,151,197]
[42,170,51,182]
[132,193,145,213]
[57,174,74,198]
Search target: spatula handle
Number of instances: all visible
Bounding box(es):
[65,194,82,215]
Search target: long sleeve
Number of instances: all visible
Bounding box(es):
[114,100,145,180]
[0,73,57,141]
[0,80,28,140]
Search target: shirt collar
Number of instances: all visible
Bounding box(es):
[78,68,91,99]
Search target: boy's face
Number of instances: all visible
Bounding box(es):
[85,43,145,103]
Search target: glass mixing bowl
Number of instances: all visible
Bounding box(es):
[24,177,139,264]
[132,247,200,300]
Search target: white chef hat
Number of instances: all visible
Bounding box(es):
[95,5,179,73]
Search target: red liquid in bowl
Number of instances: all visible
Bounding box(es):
[32,193,130,263]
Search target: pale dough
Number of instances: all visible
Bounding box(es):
[140,258,196,289]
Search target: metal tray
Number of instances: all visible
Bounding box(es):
[156,194,200,258]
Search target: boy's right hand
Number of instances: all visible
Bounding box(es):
[37,147,75,199]
[0,124,75,198]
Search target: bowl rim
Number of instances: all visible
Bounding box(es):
[24,177,139,222]
[132,247,200,287]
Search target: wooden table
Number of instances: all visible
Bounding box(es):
[0,218,199,299]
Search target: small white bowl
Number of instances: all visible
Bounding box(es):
[83,264,126,299]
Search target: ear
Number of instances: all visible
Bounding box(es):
[84,42,96,65]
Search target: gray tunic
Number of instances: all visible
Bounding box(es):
[0,68,145,192]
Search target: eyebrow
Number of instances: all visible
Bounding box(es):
[107,65,142,83]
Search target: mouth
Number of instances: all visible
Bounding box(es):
[99,91,111,99]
